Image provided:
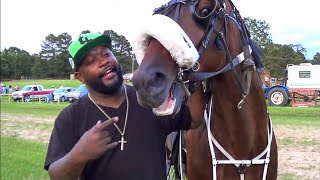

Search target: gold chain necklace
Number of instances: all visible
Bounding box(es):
[88,84,129,151]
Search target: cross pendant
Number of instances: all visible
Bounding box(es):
[118,136,127,151]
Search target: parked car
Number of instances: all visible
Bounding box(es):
[11,85,52,102]
[53,87,76,102]
[66,84,88,103]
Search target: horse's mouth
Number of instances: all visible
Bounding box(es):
[152,82,184,116]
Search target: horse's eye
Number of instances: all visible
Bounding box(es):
[200,8,211,17]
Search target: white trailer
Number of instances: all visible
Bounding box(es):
[286,63,320,89]
[266,63,320,106]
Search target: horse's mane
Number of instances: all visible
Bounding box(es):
[153,5,166,14]
[249,39,264,71]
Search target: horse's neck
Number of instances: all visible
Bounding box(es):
[209,71,269,155]
[211,71,268,123]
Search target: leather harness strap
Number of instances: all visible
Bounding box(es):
[155,0,266,179]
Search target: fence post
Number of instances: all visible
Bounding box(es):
[315,90,319,107]
[0,94,12,102]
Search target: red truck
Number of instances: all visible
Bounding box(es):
[11,85,55,102]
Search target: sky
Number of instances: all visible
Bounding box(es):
[1,0,319,59]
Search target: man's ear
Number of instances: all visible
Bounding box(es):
[74,71,85,83]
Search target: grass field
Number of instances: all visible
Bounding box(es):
[0,101,68,116]
[1,136,49,180]
[1,79,82,89]
[1,101,319,179]
[1,79,133,90]
[269,107,320,127]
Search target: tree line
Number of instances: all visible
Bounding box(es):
[1,18,319,81]
[244,18,320,78]
[0,30,138,80]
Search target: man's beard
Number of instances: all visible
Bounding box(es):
[85,65,124,95]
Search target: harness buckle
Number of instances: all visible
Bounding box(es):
[202,41,207,49]
[202,81,207,93]
[218,7,226,18]
[192,62,200,71]
[237,93,247,109]
[237,164,247,174]
[178,68,191,82]
[178,71,184,81]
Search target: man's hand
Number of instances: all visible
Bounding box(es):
[71,117,119,163]
[47,117,119,180]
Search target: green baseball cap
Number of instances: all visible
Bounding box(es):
[68,32,111,69]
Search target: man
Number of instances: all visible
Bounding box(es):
[44,32,191,180]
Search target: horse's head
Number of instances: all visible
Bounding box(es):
[132,0,263,116]
[132,2,278,179]
[131,12,200,116]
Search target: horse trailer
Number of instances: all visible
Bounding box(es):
[264,63,320,107]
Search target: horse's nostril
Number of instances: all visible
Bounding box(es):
[143,72,166,93]
[151,72,165,85]
[155,72,165,79]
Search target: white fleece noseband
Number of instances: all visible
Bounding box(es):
[133,14,199,69]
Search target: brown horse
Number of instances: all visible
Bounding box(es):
[131,0,278,179]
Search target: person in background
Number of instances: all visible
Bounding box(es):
[2,85,8,94]
[44,32,192,180]
[0,84,3,94]
[15,84,20,91]
[46,93,54,103]
[8,85,13,94]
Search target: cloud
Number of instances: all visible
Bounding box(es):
[236,0,319,58]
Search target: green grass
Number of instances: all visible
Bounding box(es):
[2,79,132,89]
[278,173,302,180]
[1,101,68,117]
[268,106,320,127]
[277,136,320,148]
[1,79,82,89]
[1,136,49,180]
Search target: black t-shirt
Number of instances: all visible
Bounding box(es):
[44,85,191,180]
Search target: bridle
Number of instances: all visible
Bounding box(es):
[154,0,256,109]
[154,1,274,180]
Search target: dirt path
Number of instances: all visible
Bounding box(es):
[274,126,320,179]
[1,113,319,179]
[1,113,55,143]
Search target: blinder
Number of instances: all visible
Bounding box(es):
[153,0,255,108]
[189,0,219,30]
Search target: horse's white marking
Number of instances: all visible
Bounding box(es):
[132,14,199,69]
